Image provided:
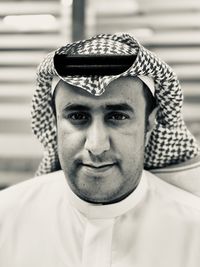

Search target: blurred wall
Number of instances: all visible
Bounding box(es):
[0,0,71,188]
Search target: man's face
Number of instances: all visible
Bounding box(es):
[55,77,149,204]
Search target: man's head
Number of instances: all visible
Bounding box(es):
[53,76,156,204]
[32,33,199,183]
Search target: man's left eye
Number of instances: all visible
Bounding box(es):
[106,112,129,121]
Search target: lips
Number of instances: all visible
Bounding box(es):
[80,162,116,174]
[83,163,115,168]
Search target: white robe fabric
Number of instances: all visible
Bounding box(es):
[0,170,200,267]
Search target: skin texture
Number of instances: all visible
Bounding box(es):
[55,77,156,204]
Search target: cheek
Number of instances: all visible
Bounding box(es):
[57,122,85,161]
[113,124,146,169]
[118,135,145,161]
[115,122,146,151]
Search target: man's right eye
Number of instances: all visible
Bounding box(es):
[67,112,90,124]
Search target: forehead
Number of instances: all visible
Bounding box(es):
[54,77,146,109]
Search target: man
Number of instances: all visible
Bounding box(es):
[0,33,200,266]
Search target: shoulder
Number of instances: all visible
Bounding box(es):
[145,170,200,214]
[0,171,66,216]
[150,157,200,197]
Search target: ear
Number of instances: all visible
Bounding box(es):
[146,107,158,132]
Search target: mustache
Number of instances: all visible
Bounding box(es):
[73,154,121,166]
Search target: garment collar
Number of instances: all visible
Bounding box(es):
[62,171,148,219]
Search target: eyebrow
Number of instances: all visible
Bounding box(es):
[63,104,90,111]
[63,103,134,112]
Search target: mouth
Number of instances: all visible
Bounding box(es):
[80,163,116,174]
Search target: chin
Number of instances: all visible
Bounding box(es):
[80,195,116,204]
[76,186,127,204]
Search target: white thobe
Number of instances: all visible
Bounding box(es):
[0,170,200,267]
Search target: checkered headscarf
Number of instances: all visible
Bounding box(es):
[31,33,200,176]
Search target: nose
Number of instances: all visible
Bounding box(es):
[84,119,110,156]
